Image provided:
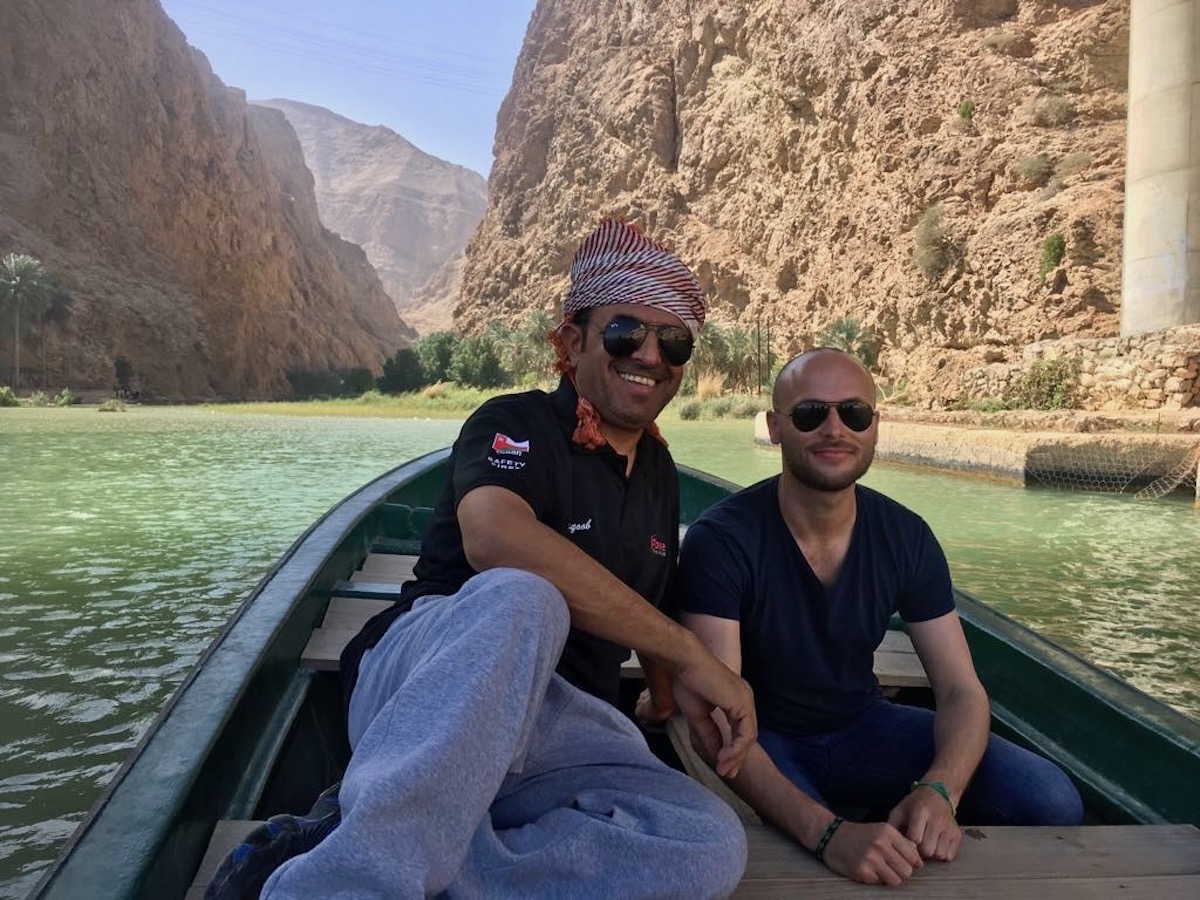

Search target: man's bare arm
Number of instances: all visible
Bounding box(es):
[458,485,756,776]
[683,612,923,885]
[890,611,990,860]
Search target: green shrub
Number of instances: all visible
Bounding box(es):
[414,331,460,384]
[355,389,386,404]
[378,347,427,394]
[1003,357,1081,410]
[25,391,49,407]
[877,378,910,405]
[1016,155,1053,186]
[730,400,763,418]
[817,317,879,369]
[678,399,701,420]
[1032,96,1074,126]
[1040,232,1067,278]
[54,387,75,406]
[707,396,735,418]
[0,386,17,407]
[913,204,951,280]
[447,335,508,389]
[1055,152,1091,179]
[98,398,127,413]
[957,100,976,122]
[342,367,375,396]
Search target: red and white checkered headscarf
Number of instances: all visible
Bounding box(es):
[564,219,705,337]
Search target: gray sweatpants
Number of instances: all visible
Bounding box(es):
[263,567,747,898]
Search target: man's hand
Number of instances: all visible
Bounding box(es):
[887,788,961,861]
[671,652,756,778]
[823,821,925,886]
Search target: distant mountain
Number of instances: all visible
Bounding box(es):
[257,99,487,334]
[0,0,413,399]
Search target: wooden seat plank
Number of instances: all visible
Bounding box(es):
[320,596,394,630]
[872,649,929,688]
[301,628,360,671]
[355,553,418,580]
[741,823,1200,881]
[300,600,930,687]
[190,819,1200,898]
[733,874,1200,899]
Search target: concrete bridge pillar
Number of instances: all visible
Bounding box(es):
[1123,0,1200,336]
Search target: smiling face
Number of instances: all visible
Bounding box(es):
[767,349,879,493]
[561,302,687,448]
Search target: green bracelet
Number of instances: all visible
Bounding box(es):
[911,779,956,817]
[814,815,844,863]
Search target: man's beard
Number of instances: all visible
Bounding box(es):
[783,443,875,492]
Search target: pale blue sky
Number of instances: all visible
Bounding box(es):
[160,0,539,175]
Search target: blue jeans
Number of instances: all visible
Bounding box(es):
[758,699,1083,825]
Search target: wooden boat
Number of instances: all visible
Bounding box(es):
[30,449,1200,898]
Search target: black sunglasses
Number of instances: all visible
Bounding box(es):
[599,314,694,367]
[782,400,876,433]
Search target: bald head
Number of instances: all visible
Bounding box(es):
[772,348,876,411]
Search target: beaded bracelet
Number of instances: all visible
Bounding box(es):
[814,815,844,863]
[911,779,957,817]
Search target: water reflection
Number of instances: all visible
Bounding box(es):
[0,408,462,898]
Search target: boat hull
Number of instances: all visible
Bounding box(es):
[30,450,1200,899]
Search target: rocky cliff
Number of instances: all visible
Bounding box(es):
[0,0,413,398]
[461,0,1133,405]
[257,100,487,336]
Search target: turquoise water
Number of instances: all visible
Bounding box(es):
[1,407,1198,896]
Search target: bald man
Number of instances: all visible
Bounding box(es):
[207,220,753,899]
[677,348,1082,887]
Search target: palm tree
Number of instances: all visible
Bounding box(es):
[817,317,879,370]
[0,254,65,388]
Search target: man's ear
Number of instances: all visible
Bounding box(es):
[765,410,783,445]
[559,320,586,364]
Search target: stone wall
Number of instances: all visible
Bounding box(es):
[962,324,1200,410]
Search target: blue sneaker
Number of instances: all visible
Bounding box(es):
[204,781,342,899]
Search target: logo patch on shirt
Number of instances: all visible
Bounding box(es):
[567,518,592,534]
[488,432,529,469]
[491,433,529,454]
[649,534,668,557]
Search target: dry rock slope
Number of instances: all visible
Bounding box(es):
[462,0,1131,405]
[0,0,413,398]
[258,99,487,335]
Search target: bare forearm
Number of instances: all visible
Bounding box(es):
[640,656,677,716]
[925,687,990,803]
[727,744,834,851]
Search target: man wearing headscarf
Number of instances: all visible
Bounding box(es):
[208,219,755,899]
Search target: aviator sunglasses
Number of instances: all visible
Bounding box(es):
[600,314,695,367]
[782,400,877,433]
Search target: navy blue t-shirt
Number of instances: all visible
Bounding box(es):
[677,477,953,736]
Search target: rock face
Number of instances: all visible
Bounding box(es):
[257,99,487,335]
[461,0,1138,405]
[0,0,413,398]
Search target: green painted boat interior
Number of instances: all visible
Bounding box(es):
[30,449,1200,900]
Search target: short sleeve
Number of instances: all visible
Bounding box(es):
[677,517,752,621]
[896,519,955,623]
[450,399,559,518]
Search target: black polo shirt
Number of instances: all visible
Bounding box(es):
[341,376,680,708]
